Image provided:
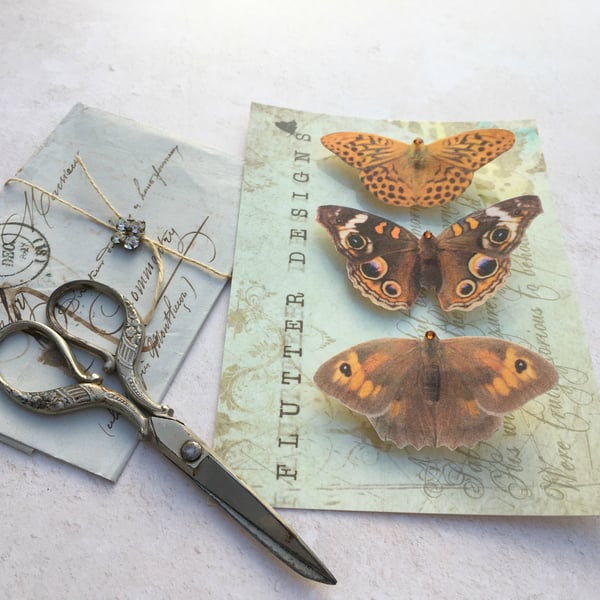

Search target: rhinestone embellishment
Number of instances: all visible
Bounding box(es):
[111,217,146,250]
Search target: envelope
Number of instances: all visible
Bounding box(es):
[0,104,241,479]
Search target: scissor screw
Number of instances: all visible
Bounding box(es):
[180,440,202,462]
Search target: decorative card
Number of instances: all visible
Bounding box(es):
[0,104,241,479]
[213,102,599,515]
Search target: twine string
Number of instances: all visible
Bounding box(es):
[4,154,231,323]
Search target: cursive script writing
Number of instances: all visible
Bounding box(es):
[53,154,79,197]
[133,145,181,203]
[539,440,579,499]
[524,386,590,433]
[145,284,193,359]
[409,455,485,499]
[409,441,532,501]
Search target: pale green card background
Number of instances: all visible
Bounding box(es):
[215,102,599,515]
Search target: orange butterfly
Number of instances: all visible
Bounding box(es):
[321,129,515,208]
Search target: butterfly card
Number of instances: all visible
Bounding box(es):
[214,103,600,516]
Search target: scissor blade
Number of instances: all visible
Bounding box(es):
[194,452,336,584]
[149,417,336,585]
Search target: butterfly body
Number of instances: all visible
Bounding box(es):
[316,196,542,311]
[314,331,558,450]
[321,129,516,207]
[408,138,425,161]
[417,230,442,291]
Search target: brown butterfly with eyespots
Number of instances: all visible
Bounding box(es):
[316,196,542,312]
[321,129,515,207]
[314,330,558,450]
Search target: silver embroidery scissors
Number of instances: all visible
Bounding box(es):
[0,279,336,586]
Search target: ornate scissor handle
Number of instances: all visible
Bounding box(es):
[46,280,172,416]
[0,320,149,435]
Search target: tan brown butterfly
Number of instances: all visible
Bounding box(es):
[313,330,558,450]
[316,196,542,311]
[321,129,515,207]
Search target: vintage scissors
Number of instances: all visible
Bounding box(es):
[0,279,336,585]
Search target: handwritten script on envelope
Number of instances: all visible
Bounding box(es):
[0,104,241,479]
[213,103,600,516]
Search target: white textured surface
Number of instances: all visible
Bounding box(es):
[1,1,599,598]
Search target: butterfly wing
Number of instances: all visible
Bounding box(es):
[433,195,543,311]
[316,205,420,310]
[322,129,515,207]
[313,338,439,448]
[321,132,409,170]
[358,159,472,208]
[427,129,516,170]
[434,336,558,447]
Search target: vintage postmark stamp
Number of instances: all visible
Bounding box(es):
[0,222,50,287]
